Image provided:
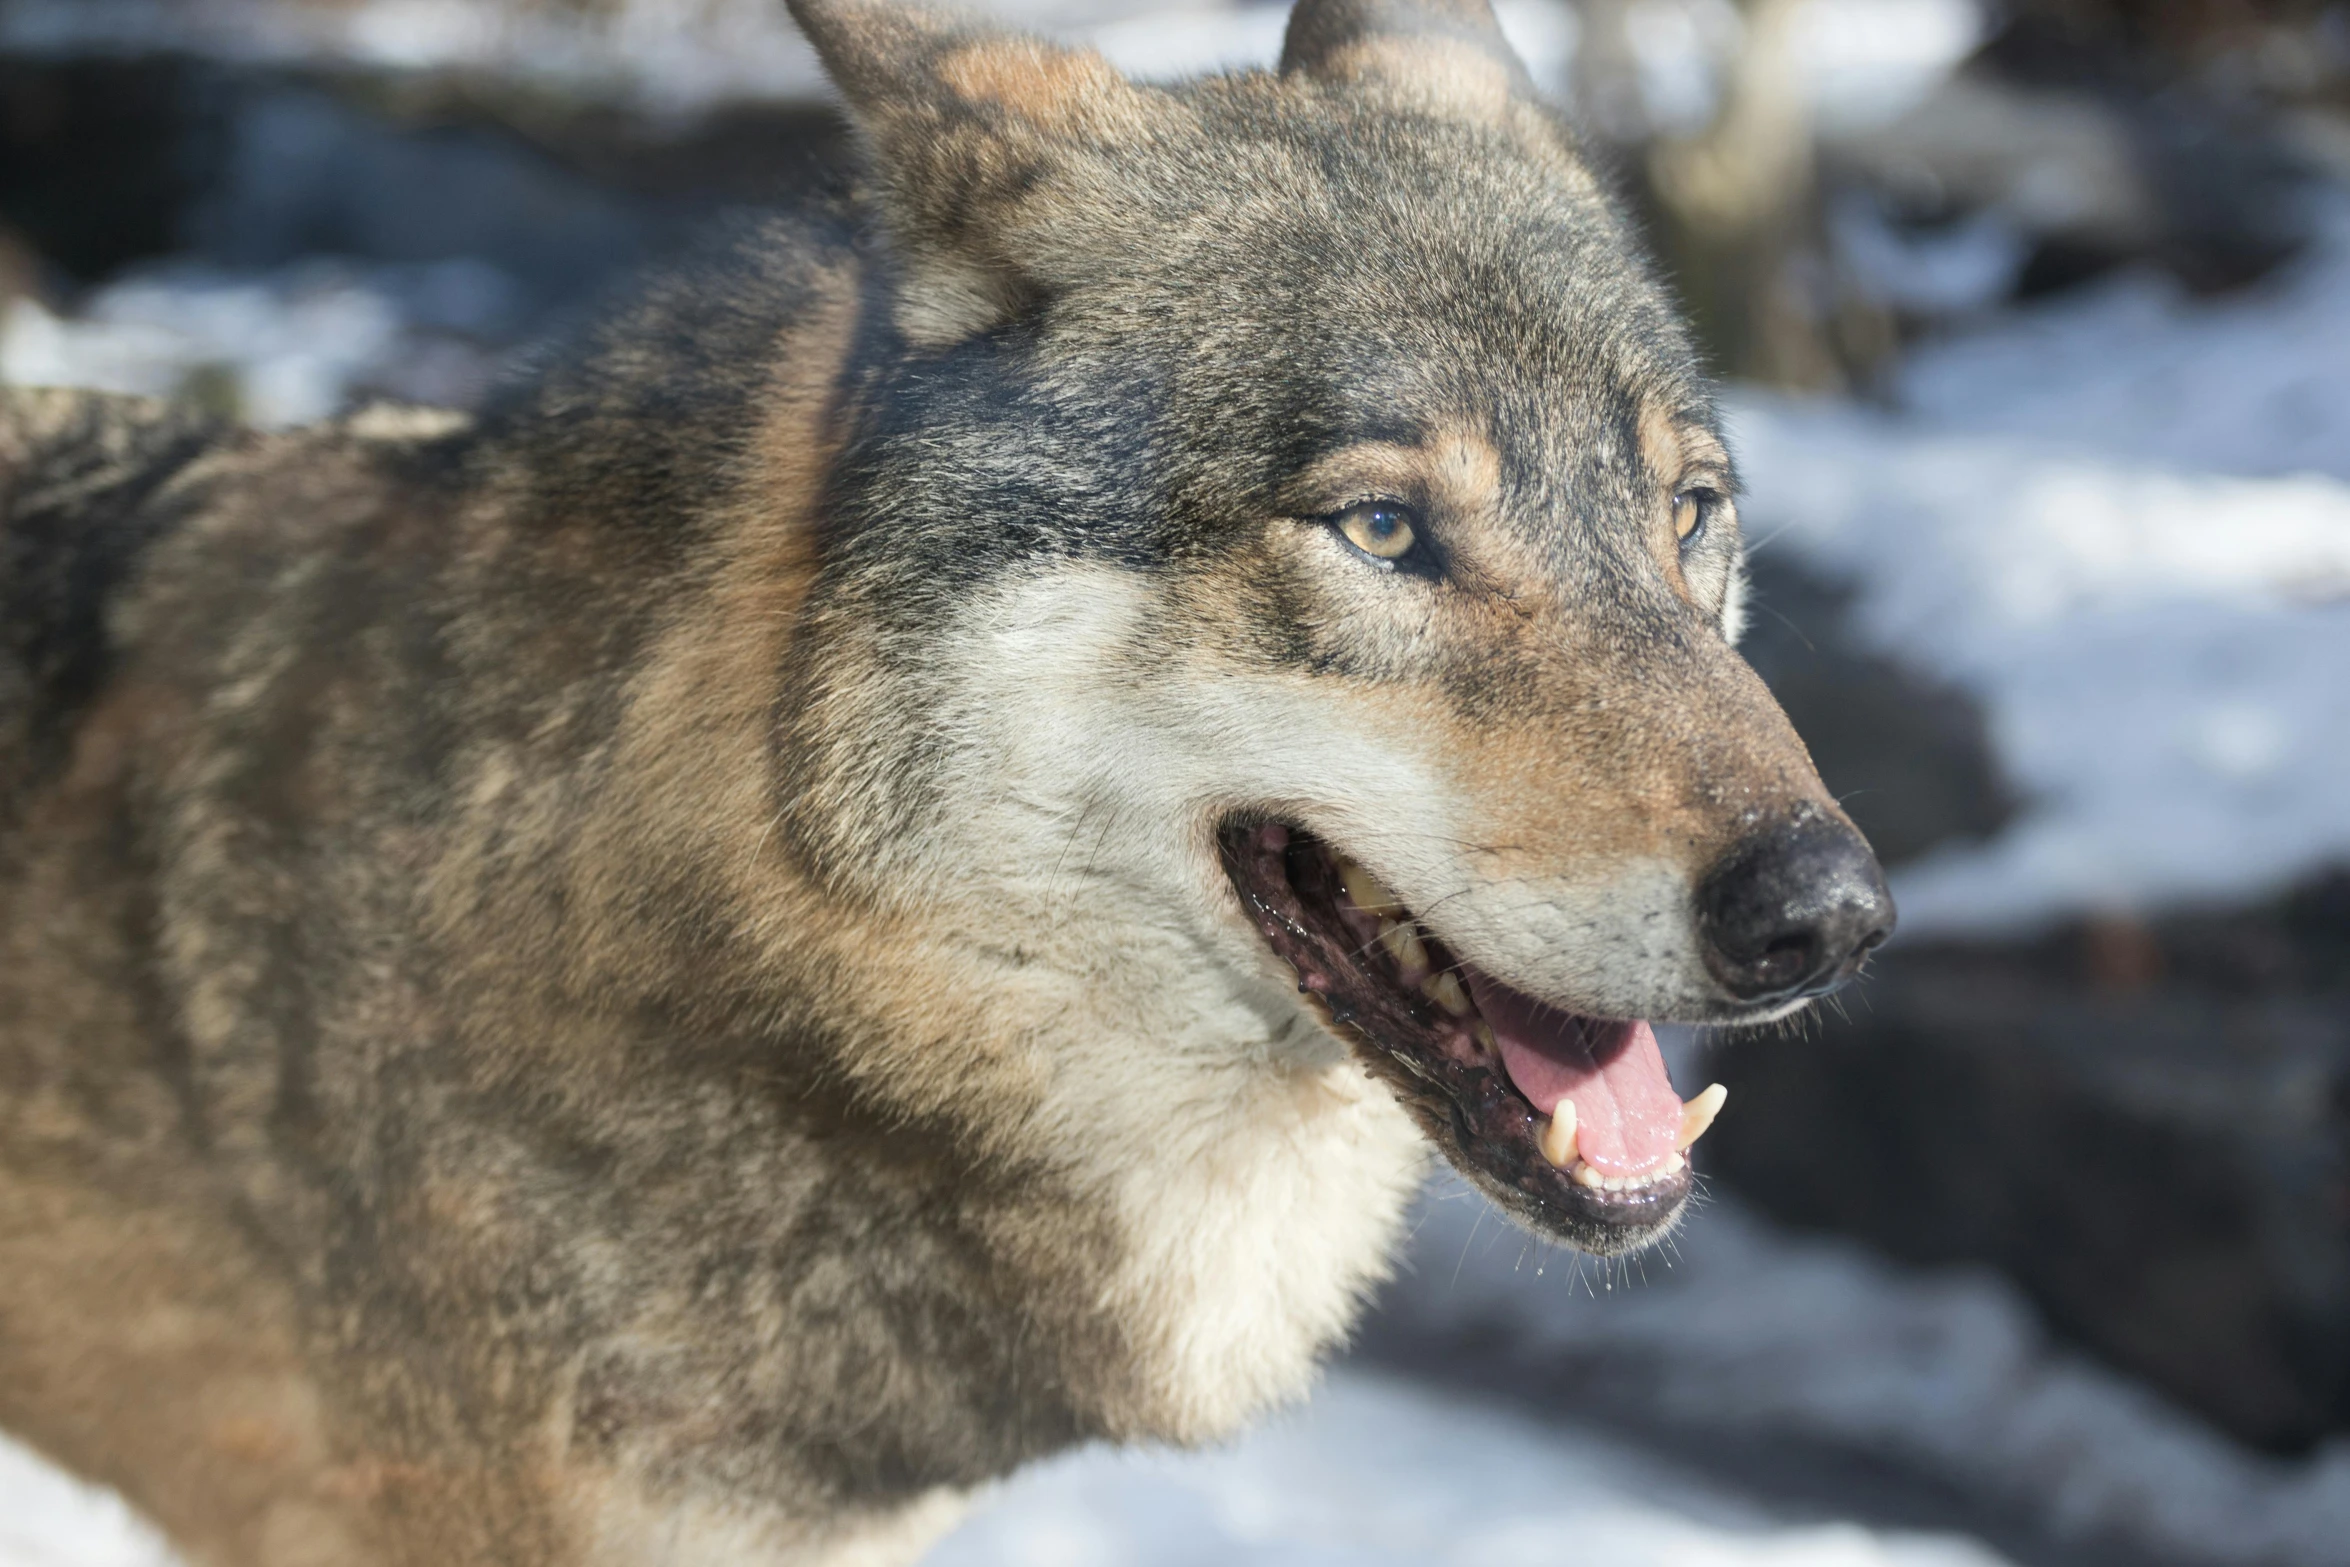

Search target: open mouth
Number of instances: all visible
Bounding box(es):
[1218,820,1726,1254]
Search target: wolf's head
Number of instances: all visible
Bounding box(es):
[781,0,1892,1258]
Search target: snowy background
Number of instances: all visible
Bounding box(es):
[5,0,2350,1562]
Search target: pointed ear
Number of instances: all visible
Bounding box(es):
[786,0,1162,345]
[1280,0,1536,116]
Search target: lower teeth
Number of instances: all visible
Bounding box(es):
[1567,1153,1686,1192]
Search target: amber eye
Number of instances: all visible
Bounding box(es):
[1335,501,1419,563]
[1673,488,1720,544]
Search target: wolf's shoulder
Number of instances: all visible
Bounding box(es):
[0,388,234,805]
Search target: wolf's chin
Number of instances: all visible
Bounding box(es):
[1217,819,1725,1255]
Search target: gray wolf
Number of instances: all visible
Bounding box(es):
[0,0,1892,1560]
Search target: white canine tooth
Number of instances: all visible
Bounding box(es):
[1423,971,1470,1016]
[1538,1100,1578,1168]
[1338,859,1405,917]
[1677,1083,1729,1151]
[1471,1020,1496,1052]
[1378,920,1428,973]
[1663,1153,1686,1176]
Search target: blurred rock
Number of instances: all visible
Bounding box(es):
[0,55,233,282]
[1982,17,2319,294]
[1995,0,2348,99]
[1358,1161,2350,1567]
[1826,63,2313,306]
[189,80,647,298]
[0,47,856,419]
[1704,874,2350,1452]
[0,49,850,302]
[0,225,46,312]
[0,0,835,110]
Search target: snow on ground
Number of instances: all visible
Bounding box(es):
[926,1367,2010,1567]
[1729,209,2350,934]
[0,0,838,111]
[1732,388,2350,935]
[1892,203,2350,486]
[0,1360,2015,1567]
[0,259,522,427]
[0,1439,177,1567]
[1377,1176,2350,1567]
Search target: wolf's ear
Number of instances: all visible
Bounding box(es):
[786,0,1161,345]
[1280,0,1535,114]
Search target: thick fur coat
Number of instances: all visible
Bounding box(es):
[0,1,1888,1562]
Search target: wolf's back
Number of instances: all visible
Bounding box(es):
[0,388,224,812]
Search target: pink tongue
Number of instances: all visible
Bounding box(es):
[1460,972,1684,1176]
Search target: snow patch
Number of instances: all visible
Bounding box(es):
[1378,1180,2350,1567]
[1733,394,2350,934]
[1895,202,2350,484]
[1734,198,2350,934]
[929,1369,2014,1566]
[0,1439,177,1567]
[1,260,520,426]
[0,1369,2014,1567]
[1793,0,1984,136]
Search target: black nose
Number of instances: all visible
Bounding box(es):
[1697,811,1896,1002]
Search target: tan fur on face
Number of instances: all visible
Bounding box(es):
[1410,639,1828,1015]
[1180,609,1831,1023]
[769,558,1434,1439]
[1290,425,1502,519]
[1638,402,1732,496]
[1157,403,1828,1022]
[1638,401,1685,488]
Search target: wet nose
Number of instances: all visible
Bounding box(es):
[1696,812,1896,1002]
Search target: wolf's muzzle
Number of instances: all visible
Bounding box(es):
[1696,810,1896,1003]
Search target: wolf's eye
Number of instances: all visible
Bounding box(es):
[1673,488,1721,545]
[1335,501,1419,565]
